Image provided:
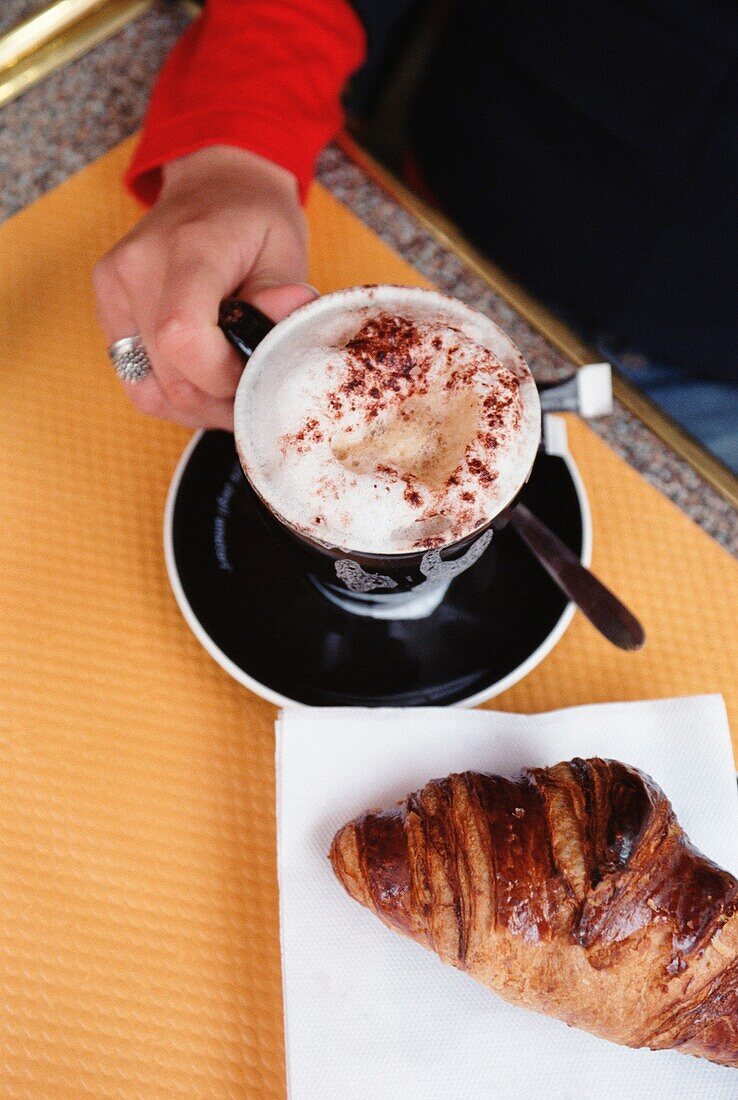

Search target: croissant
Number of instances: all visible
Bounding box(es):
[329,757,738,1067]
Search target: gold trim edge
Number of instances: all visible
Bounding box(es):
[336,133,737,510]
[0,0,199,109]
[0,1,110,70]
[0,1,154,109]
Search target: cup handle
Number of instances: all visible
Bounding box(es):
[218,298,275,362]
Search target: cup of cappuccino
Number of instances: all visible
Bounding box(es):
[226,285,541,620]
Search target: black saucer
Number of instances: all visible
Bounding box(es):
[165,430,590,707]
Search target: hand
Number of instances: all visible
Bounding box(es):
[93,145,316,430]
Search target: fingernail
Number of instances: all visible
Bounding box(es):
[253,280,320,297]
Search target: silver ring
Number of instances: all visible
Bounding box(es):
[108,334,151,384]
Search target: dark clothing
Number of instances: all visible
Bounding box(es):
[350,0,738,382]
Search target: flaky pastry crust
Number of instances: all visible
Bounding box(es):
[330,758,738,1066]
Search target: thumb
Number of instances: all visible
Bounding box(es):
[236,223,318,320]
[245,281,320,323]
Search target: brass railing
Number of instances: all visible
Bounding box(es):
[2,0,736,508]
[1,0,149,107]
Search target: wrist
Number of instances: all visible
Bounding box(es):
[160,144,300,204]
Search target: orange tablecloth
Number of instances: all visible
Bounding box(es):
[1,139,736,1097]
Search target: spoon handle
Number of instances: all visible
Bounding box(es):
[508,503,645,651]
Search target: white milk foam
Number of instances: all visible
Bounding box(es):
[234,286,541,555]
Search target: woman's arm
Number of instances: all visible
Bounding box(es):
[94,1,368,431]
[126,0,367,205]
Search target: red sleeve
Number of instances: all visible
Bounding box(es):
[125,0,367,205]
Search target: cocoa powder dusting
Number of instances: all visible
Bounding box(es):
[280,416,324,455]
[318,312,525,544]
[493,370,523,431]
[466,455,495,486]
[315,475,340,501]
[403,484,422,508]
[327,314,432,425]
[413,535,445,550]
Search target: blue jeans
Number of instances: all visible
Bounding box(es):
[595,340,738,475]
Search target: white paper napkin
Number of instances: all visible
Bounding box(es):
[277,696,738,1100]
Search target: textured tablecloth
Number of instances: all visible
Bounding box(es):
[0,140,736,1096]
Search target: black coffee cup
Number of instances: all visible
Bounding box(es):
[220,286,541,620]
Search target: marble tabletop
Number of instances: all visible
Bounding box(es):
[1,0,736,553]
